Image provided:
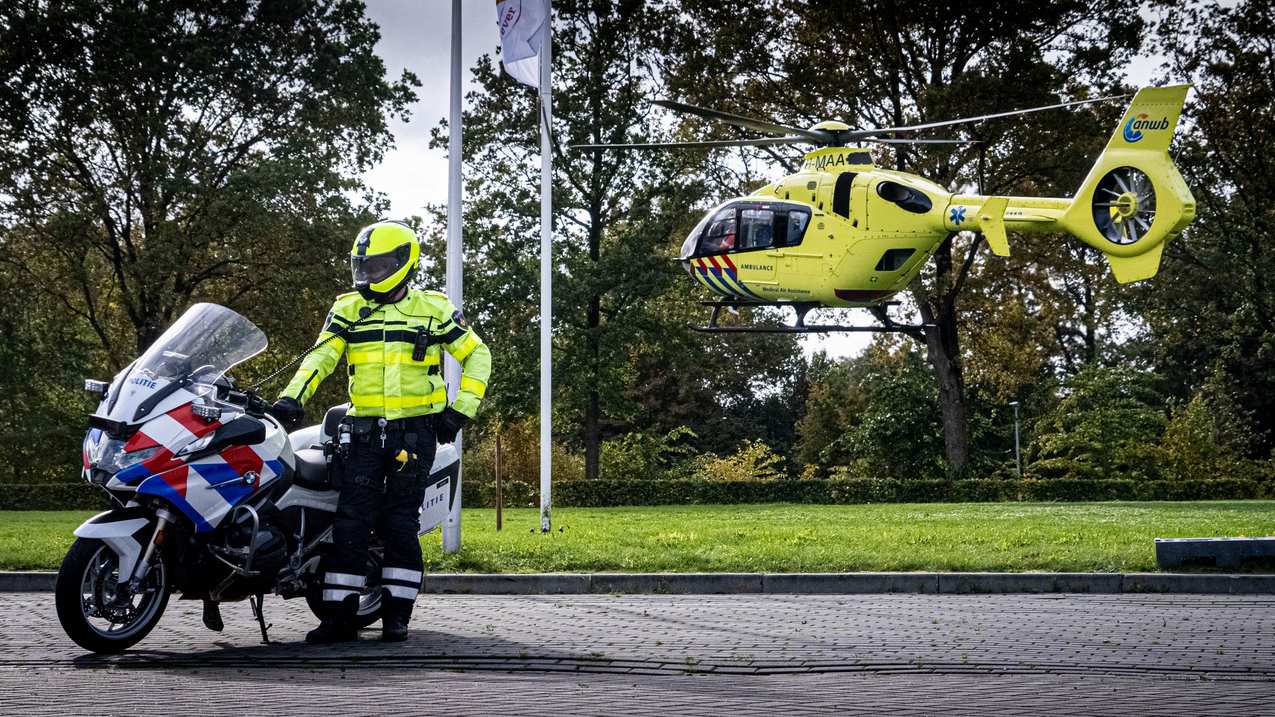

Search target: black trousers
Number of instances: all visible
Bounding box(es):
[317,415,436,624]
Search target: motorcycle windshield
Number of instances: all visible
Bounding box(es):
[101,303,267,424]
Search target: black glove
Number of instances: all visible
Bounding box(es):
[268,397,304,428]
[434,406,469,445]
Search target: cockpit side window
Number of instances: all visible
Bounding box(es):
[783,210,810,246]
[700,208,737,253]
[738,208,775,250]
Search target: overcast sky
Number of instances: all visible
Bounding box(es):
[360,1,1166,359]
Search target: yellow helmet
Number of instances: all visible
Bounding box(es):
[350,221,420,300]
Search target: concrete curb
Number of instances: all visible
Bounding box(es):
[4,571,1273,594]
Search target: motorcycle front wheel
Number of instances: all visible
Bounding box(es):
[55,537,170,654]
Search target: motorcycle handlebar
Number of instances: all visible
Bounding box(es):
[220,386,268,418]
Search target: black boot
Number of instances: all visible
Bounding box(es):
[306,594,358,644]
[381,613,409,642]
[306,619,358,644]
[202,600,223,632]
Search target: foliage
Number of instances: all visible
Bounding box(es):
[1029,366,1167,480]
[599,426,699,480]
[1159,372,1268,481]
[1122,0,1275,456]
[692,440,785,482]
[800,343,945,480]
[462,416,585,487]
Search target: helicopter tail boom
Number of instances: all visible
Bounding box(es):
[1057,84,1196,282]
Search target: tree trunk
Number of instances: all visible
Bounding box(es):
[918,299,971,476]
[912,233,982,477]
[583,203,603,480]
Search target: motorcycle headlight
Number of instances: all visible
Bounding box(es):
[112,446,161,472]
[92,440,160,474]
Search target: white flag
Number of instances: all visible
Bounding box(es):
[496,0,548,87]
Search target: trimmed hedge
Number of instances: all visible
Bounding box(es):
[460,477,1271,508]
[1,483,111,511]
[3,478,1270,511]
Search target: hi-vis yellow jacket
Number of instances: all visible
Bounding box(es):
[281,289,491,420]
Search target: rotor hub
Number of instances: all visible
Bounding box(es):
[1109,192,1139,222]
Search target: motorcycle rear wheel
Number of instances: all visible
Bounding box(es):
[55,537,170,654]
[304,548,384,630]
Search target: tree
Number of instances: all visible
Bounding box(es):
[1123,0,1275,456]
[0,0,418,362]
[433,0,801,478]
[1028,365,1166,480]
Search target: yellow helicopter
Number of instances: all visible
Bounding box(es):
[575,85,1195,333]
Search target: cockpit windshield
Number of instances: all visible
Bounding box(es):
[680,200,812,259]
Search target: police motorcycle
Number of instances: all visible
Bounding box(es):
[56,303,459,653]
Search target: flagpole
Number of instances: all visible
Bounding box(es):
[442,0,464,554]
[537,0,553,533]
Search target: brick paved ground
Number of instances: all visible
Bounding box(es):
[1,592,1271,715]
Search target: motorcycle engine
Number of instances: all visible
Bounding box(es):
[227,522,288,575]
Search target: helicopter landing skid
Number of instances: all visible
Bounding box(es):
[690,300,929,335]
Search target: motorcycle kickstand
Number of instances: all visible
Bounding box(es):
[249,593,273,644]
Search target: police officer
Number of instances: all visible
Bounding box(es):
[271,220,490,643]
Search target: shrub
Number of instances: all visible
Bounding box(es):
[692,439,784,481]
[599,426,698,480]
[463,417,584,485]
[1159,373,1267,482]
[1029,366,1168,480]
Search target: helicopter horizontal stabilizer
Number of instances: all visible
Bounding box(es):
[1057,84,1195,283]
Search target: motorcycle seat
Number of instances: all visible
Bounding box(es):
[320,403,350,444]
[292,448,330,490]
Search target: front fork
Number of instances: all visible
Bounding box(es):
[127,508,174,592]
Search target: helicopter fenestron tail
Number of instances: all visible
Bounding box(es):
[1056,84,1195,282]
[947,85,1195,283]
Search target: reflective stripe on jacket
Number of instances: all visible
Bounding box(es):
[281,289,491,420]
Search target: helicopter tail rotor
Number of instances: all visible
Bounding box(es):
[1059,84,1195,283]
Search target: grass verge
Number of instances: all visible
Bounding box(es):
[3,501,1273,573]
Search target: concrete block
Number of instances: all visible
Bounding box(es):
[1156,536,1275,569]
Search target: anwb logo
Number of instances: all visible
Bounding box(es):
[1122,113,1170,143]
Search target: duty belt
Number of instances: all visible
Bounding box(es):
[348,414,434,432]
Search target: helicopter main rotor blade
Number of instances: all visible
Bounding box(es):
[571,136,814,151]
[652,99,832,143]
[866,137,978,145]
[846,94,1130,139]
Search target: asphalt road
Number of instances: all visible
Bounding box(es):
[1,592,1272,715]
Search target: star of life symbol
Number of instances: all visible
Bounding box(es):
[950,206,967,226]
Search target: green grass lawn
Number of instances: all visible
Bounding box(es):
[4,502,1273,573]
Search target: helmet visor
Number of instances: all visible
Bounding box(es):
[350,245,410,287]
